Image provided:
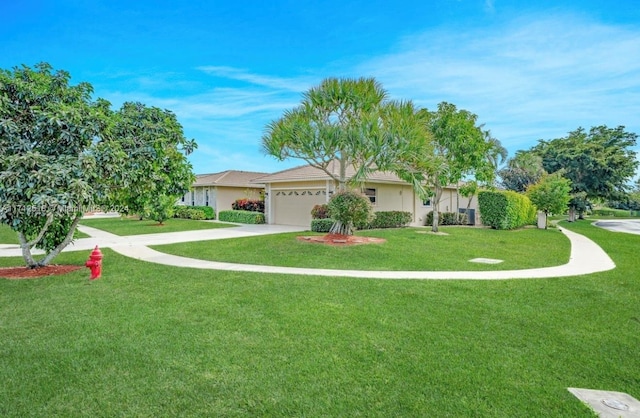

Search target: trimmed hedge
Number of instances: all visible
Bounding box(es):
[218,210,265,224]
[361,211,412,229]
[425,211,468,226]
[232,199,265,213]
[478,190,536,230]
[174,206,213,220]
[311,218,334,233]
[591,208,640,218]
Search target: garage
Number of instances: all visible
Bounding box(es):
[271,189,327,226]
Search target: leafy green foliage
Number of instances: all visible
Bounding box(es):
[533,125,638,206]
[311,218,334,232]
[398,102,498,233]
[218,210,265,224]
[174,206,205,220]
[365,211,413,229]
[105,102,196,218]
[148,195,176,225]
[0,63,196,266]
[327,190,373,235]
[0,63,111,266]
[478,190,535,230]
[499,151,547,192]
[262,78,426,192]
[526,173,572,215]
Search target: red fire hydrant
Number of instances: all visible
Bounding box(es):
[85,245,103,280]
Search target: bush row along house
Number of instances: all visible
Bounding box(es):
[180,161,479,227]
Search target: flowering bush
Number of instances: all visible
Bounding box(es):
[231,198,264,213]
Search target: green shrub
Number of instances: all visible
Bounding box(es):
[174,206,190,219]
[173,205,213,220]
[187,209,206,220]
[478,190,535,230]
[328,191,373,235]
[591,208,640,218]
[311,204,330,219]
[311,218,334,232]
[361,211,412,229]
[425,211,467,226]
[191,205,215,220]
[218,210,265,224]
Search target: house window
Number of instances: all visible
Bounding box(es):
[364,188,376,205]
[191,191,195,206]
[422,199,431,206]
[205,189,209,206]
[181,194,185,203]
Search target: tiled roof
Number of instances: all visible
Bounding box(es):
[251,160,407,185]
[193,170,268,187]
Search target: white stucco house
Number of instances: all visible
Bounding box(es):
[251,161,480,227]
[179,170,268,219]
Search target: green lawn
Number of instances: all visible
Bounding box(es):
[0,224,18,244]
[153,226,571,271]
[79,217,236,236]
[0,224,89,244]
[0,220,638,416]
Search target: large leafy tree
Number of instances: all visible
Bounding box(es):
[262,77,426,192]
[0,63,196,267]
[400,102,496,232]
[105,102,196,219]
[532,125,638,218]
[498,151,546,192]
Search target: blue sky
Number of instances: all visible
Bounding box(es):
[2,0,640,175]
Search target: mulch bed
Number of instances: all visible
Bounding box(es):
[0,265,84,279]
[297,233,386,246]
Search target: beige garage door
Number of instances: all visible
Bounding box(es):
[272,189,327,226]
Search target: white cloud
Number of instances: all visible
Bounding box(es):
[197,66,316,92]
[356,13,640,153]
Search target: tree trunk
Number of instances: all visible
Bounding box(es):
[568,207,576,222]
[337,154,348,192]
[431,186,443,233]
[17,232,38,268]
[329,220,353,236]
[39,215,83,266]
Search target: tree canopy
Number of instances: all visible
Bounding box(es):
[532,126,638,206]
[526,172,572,228]
[0,63,196,267]
[262,77,428,192]
[498,151,546,192]
[398,102,497,232]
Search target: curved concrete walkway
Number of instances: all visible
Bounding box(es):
[0,222,615,280]
[87,225,615,280]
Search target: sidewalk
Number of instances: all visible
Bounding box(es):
[0,223,616,280]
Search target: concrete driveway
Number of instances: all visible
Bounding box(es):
[593,219,640,235]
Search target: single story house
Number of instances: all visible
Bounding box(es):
[251,161,480,227]
[179,170,268,219]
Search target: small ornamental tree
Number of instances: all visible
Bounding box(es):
[148,195,176,225]
[327,190,373,236]
[526,173,572,229]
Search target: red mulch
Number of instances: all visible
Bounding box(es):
[297,233,386,246]
[0,265,84,279]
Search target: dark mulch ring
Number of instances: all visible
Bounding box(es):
[297,233,386,246]
[0,265,84,279]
